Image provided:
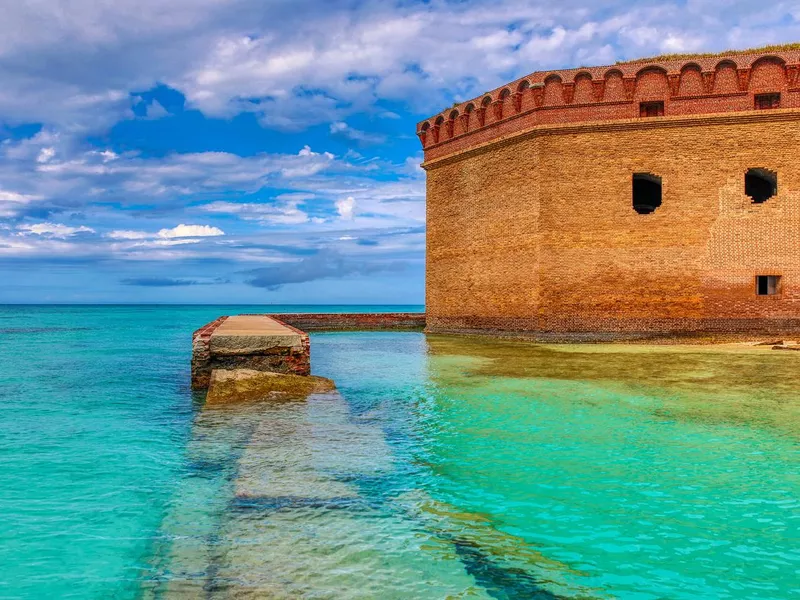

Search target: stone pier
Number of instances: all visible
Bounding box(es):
[191,315,310,390]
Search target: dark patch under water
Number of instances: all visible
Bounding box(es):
[229,495,373,512]
[452,538,564,600]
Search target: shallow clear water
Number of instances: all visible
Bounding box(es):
[0,306,798,599]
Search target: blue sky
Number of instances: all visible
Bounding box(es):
[2,0,800,303]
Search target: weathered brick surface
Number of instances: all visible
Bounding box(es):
[268,313,426,331]
[191,316,228,389]
[191,316,311,389]
[422,50,800,336]
[419,52,800,160]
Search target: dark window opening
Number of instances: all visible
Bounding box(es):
[640,101,664,117]
[756,275,781,296]
[745,168,777,203]
[633,173,662,214]
[755,93,780,110]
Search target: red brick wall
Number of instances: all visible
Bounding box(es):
[419,53,799,162]
[425,110,800,335]
[269,313,426,331]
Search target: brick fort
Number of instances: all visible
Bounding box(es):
[419,46,800,338]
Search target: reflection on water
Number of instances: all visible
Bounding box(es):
[142,333,799,600]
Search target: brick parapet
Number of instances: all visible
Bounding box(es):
[419,51,800,160]
[422,109,800,169]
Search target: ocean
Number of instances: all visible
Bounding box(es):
[0,305,797,599]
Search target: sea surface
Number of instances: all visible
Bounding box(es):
[0,305,798,599]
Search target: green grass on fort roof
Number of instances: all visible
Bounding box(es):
[617,42,800,64]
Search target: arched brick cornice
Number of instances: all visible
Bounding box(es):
[417,49,800,150]
[635,65,668,77]
[715,59,739,71]
[751,55,787,68]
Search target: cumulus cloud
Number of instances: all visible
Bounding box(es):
[157,224,224,238]
[107,224,224,240]
[18,222,95,238]
[105,230,151,240]
[0,136,339,217]
[36,147,56,163]
[335,196,356,220]
[1,0,797,132]
[0,189,43,218]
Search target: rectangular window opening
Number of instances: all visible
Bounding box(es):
[756,275,781,296]
[640,101,664,117]
[755,93,780,110]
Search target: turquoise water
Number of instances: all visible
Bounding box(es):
[0,306,798,599]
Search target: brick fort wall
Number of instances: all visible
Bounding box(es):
[422,50,800,335]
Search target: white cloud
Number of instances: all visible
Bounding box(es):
[335,196,356,220]
[0,0,797,135]
[0,190,39,202]
[0,189,43,218]
[147,238,203,247]
[1,0,798,289]
[37,147,56,163]
[107,224,224,240]
[329,121,385,145]
[157,224,224,238]
[0,189,42,216]
[17,222,95,238]
[201,199,309,225]
[106,230,151,240]
[0,135,339,213]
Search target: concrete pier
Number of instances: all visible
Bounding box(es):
[191,315,310,390]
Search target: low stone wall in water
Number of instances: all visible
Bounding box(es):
[191,316,310,390]
[266,312,426,331]
[191,313,426,389]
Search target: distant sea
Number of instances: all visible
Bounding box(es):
[0,304,797,599]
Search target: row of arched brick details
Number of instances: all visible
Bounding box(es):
[418,52,800,157]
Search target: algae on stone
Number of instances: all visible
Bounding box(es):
[205,368,335,405]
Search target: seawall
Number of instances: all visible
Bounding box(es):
[262,312,426,331]
[191,313,426,389]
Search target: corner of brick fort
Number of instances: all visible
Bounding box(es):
[420,48,800,337]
